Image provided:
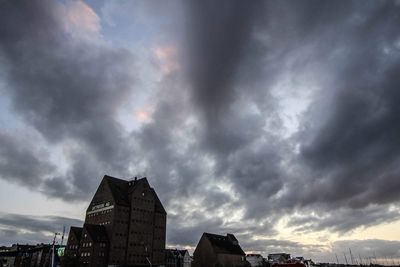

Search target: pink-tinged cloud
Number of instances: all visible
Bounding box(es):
[61,0,101,41]
[153,45,180,75]
[135,109,152,123]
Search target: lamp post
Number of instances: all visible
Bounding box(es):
[51,232,61,267]
[145,245,152,267]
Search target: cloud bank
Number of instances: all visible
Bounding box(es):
[1,0,400,260]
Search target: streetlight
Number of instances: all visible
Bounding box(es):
[51,232,61,267]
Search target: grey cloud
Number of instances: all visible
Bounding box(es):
[288,206,400,234]
[0,0,135,199]
[0,132,55,187]
[1,0,400,256]
[298,1,400,210]
[183,0,264,123]
[0,212,83,246]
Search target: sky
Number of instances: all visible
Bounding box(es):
[1,0,400,263]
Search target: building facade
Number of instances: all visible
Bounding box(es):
[65,175,167,267]
[192,233,247,267]
[246,254,266,267]
[165,249,192,267]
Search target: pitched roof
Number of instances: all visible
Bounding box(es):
[83,224,108,242]
[166,249,189,257]
[152,188,167,214]
[204,233,245,255]
[104,175,130,206]
[70,226,83,241]
[102,175,167,214]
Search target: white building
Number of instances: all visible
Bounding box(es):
[246,254,265,267]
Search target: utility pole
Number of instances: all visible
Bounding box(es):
[51,232,61,267]
[144,245,152,267]
[61,226,66,246]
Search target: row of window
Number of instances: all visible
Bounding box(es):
[133,197,153,204]
[132,218,153,224]
[82,242,92,247]
[115,233,127,237]
[99,221,111,225]
[116,208,129,214]
[130,231,152,235]
[129,243,151,247]
[87,209,112,217]
[132,207,153,213]
[114,219,128,224]
[81,252,91,257]
[69,245,78,249]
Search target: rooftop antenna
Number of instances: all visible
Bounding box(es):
[335,253,340,264]
[344,252,349,265]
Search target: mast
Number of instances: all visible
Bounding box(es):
[51,232,60,267]
[349,248,355,265]
[344,252,349,265]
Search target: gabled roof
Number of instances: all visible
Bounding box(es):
[203,233,245,255]
[178,249,189,257]
[152,188,167,214]
[94,175,166,214]
[69,226,83,241]
[166,249,189,257]
[83,224,108,242]
[104,175,130,206]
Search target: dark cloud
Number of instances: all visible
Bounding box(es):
[288,206,400,234]
[0,0,135,199]
[0,132,55,187]
[298,1,400,210]
[1,0,400,260]
[184,0,263,122]
[0,212,82,246]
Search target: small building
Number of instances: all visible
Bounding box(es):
[79,224,109,267]
[192,233,247,267]
[165,249,192,267]
[246,254,266,267]
[65,226,83,258]
[268,253,291,263]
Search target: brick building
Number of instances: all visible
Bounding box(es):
[65,175,167,267]
[192,233,247,267]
